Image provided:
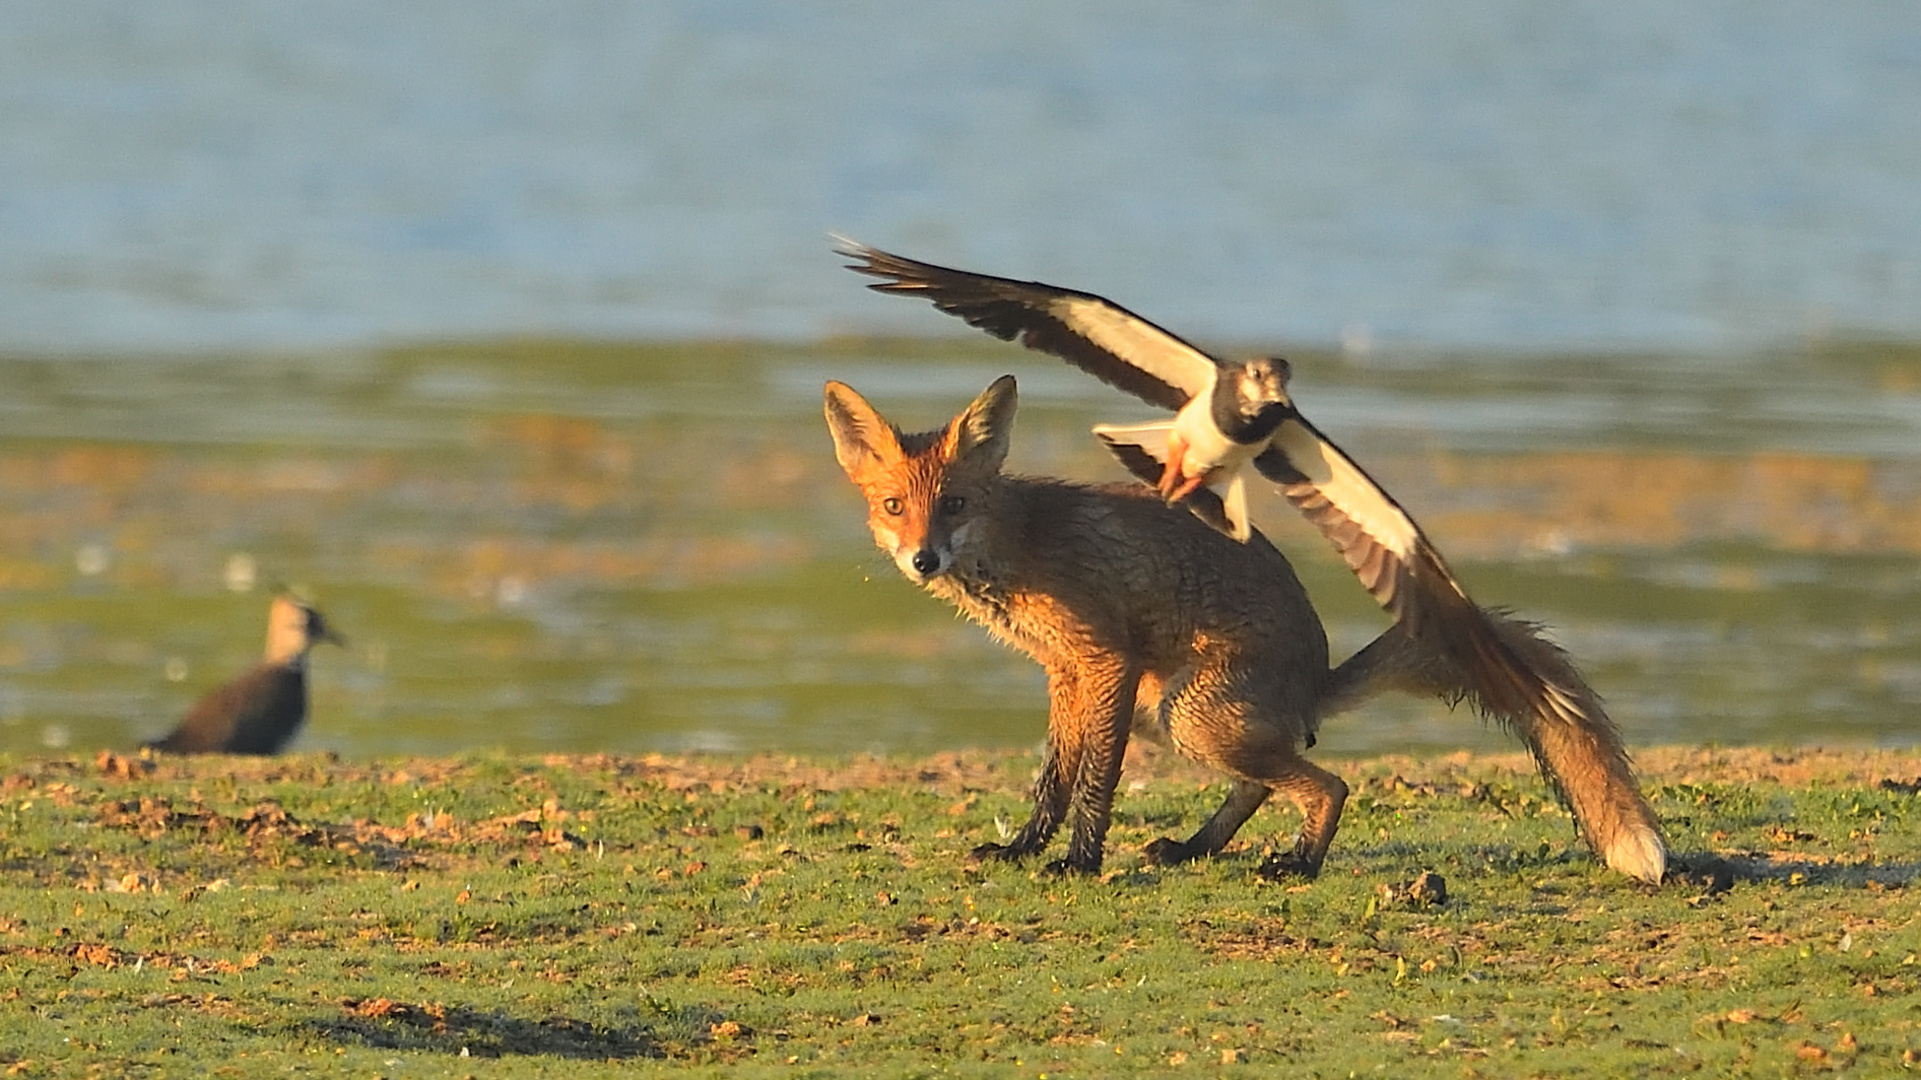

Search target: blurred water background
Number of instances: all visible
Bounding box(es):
[1,2,1918,757]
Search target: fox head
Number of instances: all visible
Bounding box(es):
[824,375,1017,585]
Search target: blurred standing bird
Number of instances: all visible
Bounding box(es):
[145,594,344,755]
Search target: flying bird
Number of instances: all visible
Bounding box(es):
[145,594,344,755]
[835,239,1588,737]
[836,238,1291,542]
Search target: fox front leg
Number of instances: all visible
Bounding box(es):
[974,660,1135,874]
[977,661,1136,876]
[973,662,1084,862]
[973,733,1075,863]
[1052,664,1136,874]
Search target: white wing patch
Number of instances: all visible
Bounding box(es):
[1217,472,1251,542]
[1090,419,1176,457]
[1090,418,1254,540]
[1272,419,1420,558]
[1047,295,1218,397]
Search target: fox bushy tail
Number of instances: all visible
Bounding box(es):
[1324,612,1666,883]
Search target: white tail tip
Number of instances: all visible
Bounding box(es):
[1605,826,1667,884]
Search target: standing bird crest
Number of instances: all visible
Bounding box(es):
[145,594,344,755]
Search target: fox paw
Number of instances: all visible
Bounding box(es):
[1041,856,1100,877]
[1142,837,1202,866]
[1664,854,1734,896]
[970,841,1030,863]
[1254,849,1324,881]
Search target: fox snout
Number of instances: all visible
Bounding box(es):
[908,547,947,579]
[877,521,955,583]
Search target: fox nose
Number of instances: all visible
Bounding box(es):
[910,549,942,576]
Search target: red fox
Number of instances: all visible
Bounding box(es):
[826,375,1666,882]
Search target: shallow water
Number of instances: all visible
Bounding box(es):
[1,337,1917,758]
[6,3,1919,761]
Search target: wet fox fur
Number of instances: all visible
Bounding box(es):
[824,375,1665,882]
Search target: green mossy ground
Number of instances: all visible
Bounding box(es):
[2,746,1918,1077]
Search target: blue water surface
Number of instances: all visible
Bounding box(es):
[2,1,1917,355]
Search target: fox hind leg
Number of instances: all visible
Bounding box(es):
[1143,760,1347,878]
[1147,659,1348,877]
[1144,778,1270,866]
[1251,758,1348,879]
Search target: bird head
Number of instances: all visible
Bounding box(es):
[1235,356,1293,408]
[303,604,347,649]
[265,593,346,663]
[1215,356,1295,442]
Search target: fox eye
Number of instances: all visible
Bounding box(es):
[939,495,966,515]
[881,497,904,516]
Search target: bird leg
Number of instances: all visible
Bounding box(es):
[1156,432,1192,500]
[1164,469,1213,503]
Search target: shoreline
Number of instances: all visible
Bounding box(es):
[35,741,1921,794]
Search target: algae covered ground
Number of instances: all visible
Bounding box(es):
[2,746,1920,1077]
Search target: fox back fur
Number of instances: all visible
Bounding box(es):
[825,375,1664,881]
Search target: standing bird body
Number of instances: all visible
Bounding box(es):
[145,594,344,755]
[836,239,1666,883]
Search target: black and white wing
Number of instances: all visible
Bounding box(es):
[836,239,1215,412]
[1256,413,1665,881]
[1254,415,1569,722]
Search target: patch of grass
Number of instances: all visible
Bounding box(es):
[1,746,1919,1077]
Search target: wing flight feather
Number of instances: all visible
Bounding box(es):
[837,239,1213,411]
[1252,425,1570,722]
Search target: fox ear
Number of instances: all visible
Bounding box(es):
[945,375,1017,471]
[824,381,903,480]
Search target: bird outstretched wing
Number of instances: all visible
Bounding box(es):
[1253,417,1569,723]
[836,238,1215,410]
